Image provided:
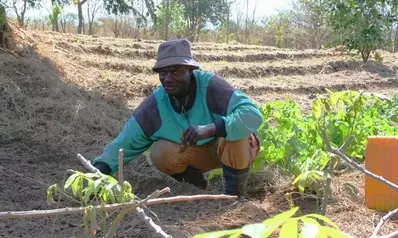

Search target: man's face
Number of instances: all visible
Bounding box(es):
[158,65,191,96]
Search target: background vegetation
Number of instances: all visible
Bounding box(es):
[1,0,397,57]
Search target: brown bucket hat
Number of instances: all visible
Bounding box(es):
[152,39,200,72]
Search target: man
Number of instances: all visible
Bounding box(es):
[92,39,263,199]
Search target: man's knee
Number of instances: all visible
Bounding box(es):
[150,139,186,174]
[218,134,259,169]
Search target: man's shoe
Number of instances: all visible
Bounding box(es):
[170,166,208,190]
[222,164,250,199]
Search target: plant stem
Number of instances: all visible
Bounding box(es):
[319,127,333,216]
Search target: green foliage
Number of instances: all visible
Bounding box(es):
[47,170,136,237]
[253,90,398,192]
[180,0,228,41]
[265,12,294,48]
[325,0,398,62]
[48,4,62,25]
[0,5,5,25]
[194,207,349,238]
[155,1,186,37]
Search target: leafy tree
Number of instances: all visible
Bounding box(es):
[264,11,294,48]
[177,0,228,42]
[49,0,69,32]
[155,0,186,39]
[325,0,398,62]
[291,0,330,49]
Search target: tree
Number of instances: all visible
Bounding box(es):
[72,0,87,34]
[1,0,39,27]
[291,0,330,49]
[178,0,228,42]
[155,0,186,39]
[87,0,102,35]
[325,0,398,62]
[264,11,294,48]
[48,0,69,32]
[0,3,7,47]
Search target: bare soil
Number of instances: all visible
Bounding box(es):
[1,26,398,238]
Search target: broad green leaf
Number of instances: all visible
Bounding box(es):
[104,175,119,185]
[242,223,269,238]
[83,181,95,205]
[300,217,327,238]
[71,176,83,197]
[46,184,59,206]
[105,184,116,203]
[279,218,298,238]
[83,173,101,179]
[93,179,103,194]
[193,228,241,238]
[303,214,340,229]
[64,173,79,190]
[300,223,320,238]
[255,207,299,237]
[322,226,350,238]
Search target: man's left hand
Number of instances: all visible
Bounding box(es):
[181,124,216,146]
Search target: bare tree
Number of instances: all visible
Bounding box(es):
[3,0,38,27]
[86,0,101,35]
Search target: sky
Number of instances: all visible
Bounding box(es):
[19,0,292,21]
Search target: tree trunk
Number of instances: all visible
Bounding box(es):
[77,0,87,34]
[51,0,59,32]
[394,24,398,53]
[0,5,13,49]
[0,5,7,47]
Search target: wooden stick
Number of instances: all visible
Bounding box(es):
[76,154,100,173]
[371,208,398,237]
[0,194,237,220]
[118,149,124,190]
[330,147,398,191]
[136,207,172,238]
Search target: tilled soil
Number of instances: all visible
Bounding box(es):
[1,26,398,238]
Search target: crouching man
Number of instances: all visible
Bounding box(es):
[92,39,263,199]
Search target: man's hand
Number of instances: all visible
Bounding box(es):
[181,124,216,147]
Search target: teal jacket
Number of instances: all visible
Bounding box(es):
[94,70,263,173]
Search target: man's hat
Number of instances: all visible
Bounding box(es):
[152,39,200,72]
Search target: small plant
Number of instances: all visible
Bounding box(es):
[47,170,136,237]
[194,207,349,238]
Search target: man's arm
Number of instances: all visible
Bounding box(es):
[93,95,161,174]
[207,74,264,141]
[93,116,153,174]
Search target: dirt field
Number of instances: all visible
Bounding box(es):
[1,24,398,238]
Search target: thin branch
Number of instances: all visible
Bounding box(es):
[340,135,354,153]
[77,153,100,173]
[371,208,398,237]
[136,207,172,238]
[330,147,398,191]
[0,194,237,220]
[376,231,398,238]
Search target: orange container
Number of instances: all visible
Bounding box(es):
[365,136,398,211]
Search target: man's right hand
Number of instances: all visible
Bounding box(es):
[92,161,112,175]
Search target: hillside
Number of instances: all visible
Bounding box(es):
[1,24,398,238]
